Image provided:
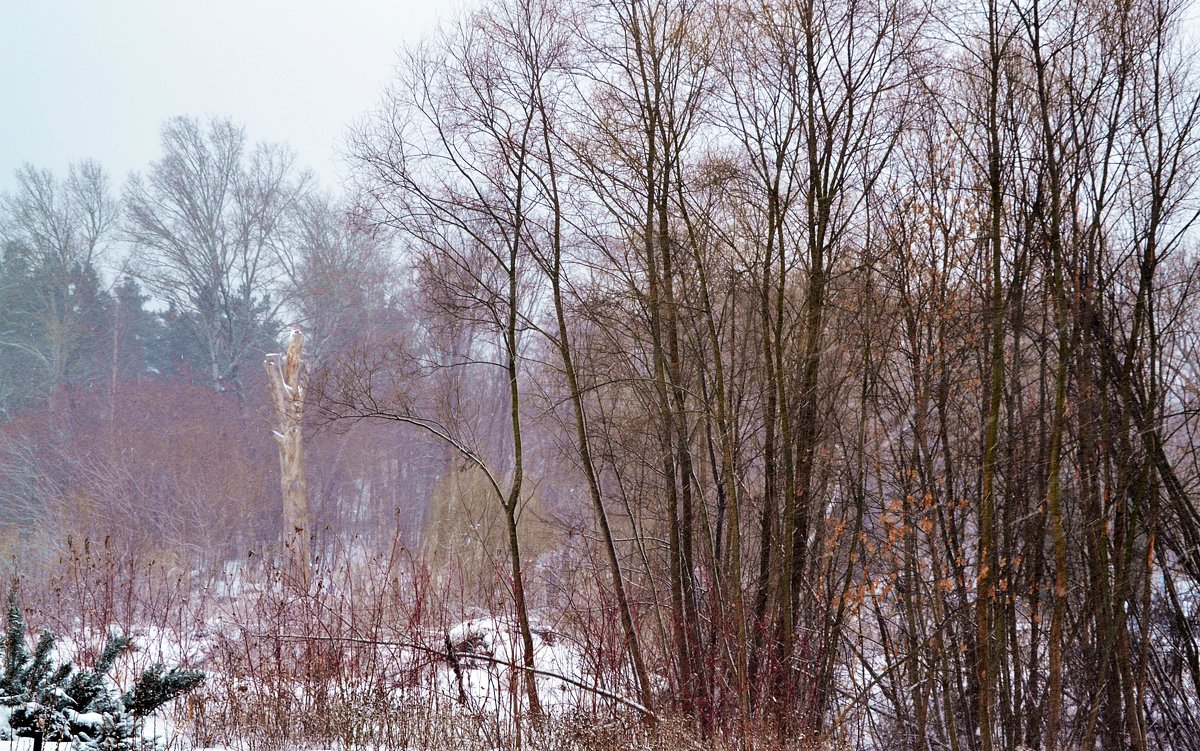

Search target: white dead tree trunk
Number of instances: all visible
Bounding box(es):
[265,328,311,587]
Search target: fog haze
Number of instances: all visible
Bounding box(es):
[0,0,457,192]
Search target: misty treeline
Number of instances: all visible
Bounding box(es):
[2,0,1200,748]
[0,115,425,566]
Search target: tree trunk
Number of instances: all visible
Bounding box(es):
[265,328,311,588]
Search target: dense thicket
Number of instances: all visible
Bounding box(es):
[338,0,1200,747]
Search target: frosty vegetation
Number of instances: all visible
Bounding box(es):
[1,592,203,751]
[2,0,1200,749]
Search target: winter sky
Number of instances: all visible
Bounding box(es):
[3,0,1200,198]
[0,0,472,195]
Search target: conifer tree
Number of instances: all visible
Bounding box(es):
[0,592,204,751]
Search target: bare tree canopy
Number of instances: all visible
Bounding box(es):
[124,116,310,394]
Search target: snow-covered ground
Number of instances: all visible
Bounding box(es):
[435,616,599,716]
[1,610,632,751]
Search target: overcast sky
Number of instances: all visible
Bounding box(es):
[0,0,469,195]
[4,1,1200,200]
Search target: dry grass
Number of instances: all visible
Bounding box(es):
[7,541,843,751]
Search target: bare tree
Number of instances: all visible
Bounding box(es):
[347,1,561,722]
[284,194,399,365]
[0,161,117,404]
[124,116,310,395]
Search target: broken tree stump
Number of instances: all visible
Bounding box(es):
[265,328,311,587]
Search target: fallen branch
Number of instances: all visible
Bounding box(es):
[248,630,658,721]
